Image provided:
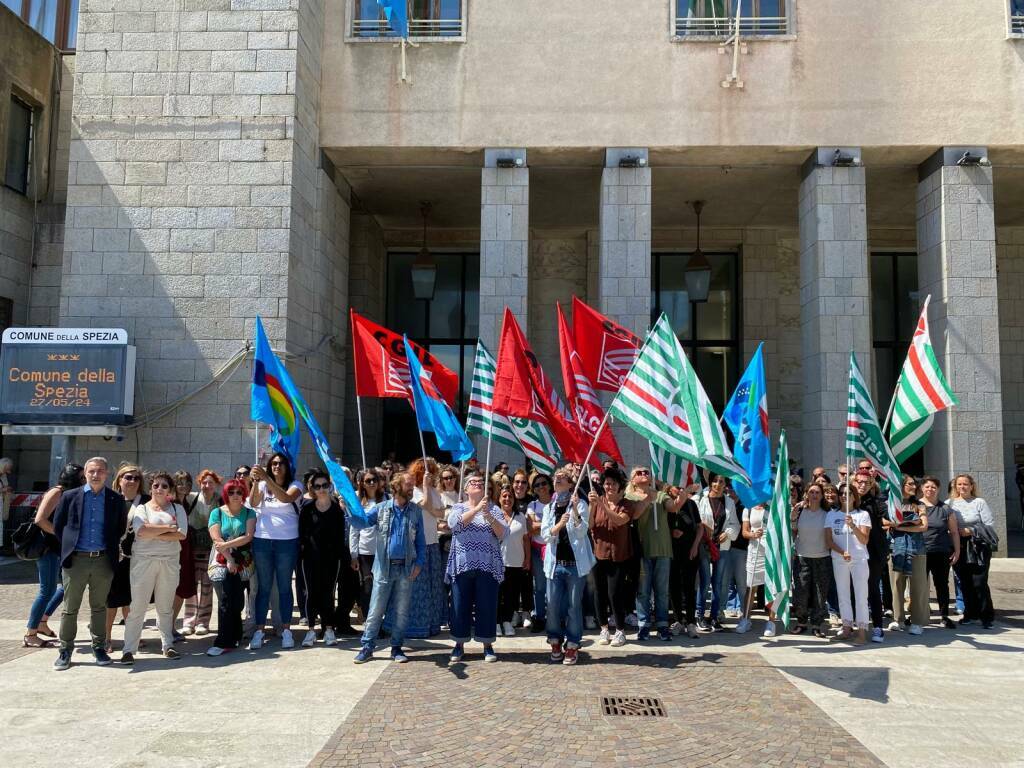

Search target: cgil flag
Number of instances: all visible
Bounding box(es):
[403,336,474,461]
[763,429,794,627]
[649,441,698,488]
[608,313,749,484]
[557,303,624,466]
[510,417,560,476]
[250,316,301,468]
[888,295,958,464]
[571,296,642,392]
[722,343,773,508]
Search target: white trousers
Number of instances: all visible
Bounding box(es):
[831,556,870,628]
[123,556,178,653]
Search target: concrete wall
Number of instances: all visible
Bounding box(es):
[322,0,1024,151]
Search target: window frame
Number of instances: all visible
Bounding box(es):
[346,0,467,43]
[1010,0,1024,37]
[2,0,78,49]
[4,94,36,197]
[671,0,796,42]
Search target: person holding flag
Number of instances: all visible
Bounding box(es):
[761,431,795,639]
[402,337,474,464]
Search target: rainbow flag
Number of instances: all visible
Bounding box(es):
[251,317,300,468]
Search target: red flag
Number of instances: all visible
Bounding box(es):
[571,296,642,392]
[557,303,624,466]
[492,308,584,462]
[350,309,459,407]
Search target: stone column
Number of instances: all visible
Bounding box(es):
[599,148,651,467]
[917,147,1006,544]
[798,148,871,473]
[479,148,528,470]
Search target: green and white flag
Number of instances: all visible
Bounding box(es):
[649,441,697,487]
[763,430,793,627]
[466,340,521,451]
[608,313,749,484]
[846,352,903,493]
[888,295,958,463]
[510,417,560,476]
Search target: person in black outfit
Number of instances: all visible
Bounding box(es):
[855,470,891,642]
[921,476,960,629]
[669,483,704,639]
[298,470,346,647]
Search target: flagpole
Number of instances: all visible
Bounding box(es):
[571,410,611,499]
[484,428,493,479]
[881,294,930,435]
[458,460,466,502]
[355,395,368,470]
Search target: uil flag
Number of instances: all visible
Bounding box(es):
[250,317,300,468]
[557,303,623,466]
[722,343,773,508]
[571,296,641,392]
[763,430,794,627]
[403,336,474,461]
[350,309,459,407]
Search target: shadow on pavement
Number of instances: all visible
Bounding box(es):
[777,664,891,703]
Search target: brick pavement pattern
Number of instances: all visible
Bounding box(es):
[309,651,883,768]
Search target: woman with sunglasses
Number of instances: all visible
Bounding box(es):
[170,471,198,639]
[298,471,345,647]
[526,473,553,632]
[824,485,872,644]
[206,479,257,656]
[120,471,187,663]
[350,469,386,619]
[589,468,634,647]
[497,484,531,637]
[791,483,831,637]
[104,464,148,652]
[438,467,460,507]
[248,452,304,650]
[182,469,222,637]
[394,458,446,640]
[630,466,682,641]
[695,474,738,633]
[889,475,929,636]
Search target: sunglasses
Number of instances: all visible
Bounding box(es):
[151,482,170,490]
[313,483,331,491]
[467,479,484,486]
[634,470,650,477]
[235,471,249,477]
[226,489,244,497]
[122,474,140,482]
[364,477,378,484]
[270,461,285,467]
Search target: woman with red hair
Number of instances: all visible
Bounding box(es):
[205,479,256,656]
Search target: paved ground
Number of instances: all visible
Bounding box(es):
[1,555,1022,768]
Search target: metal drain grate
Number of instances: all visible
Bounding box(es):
[601,696,666,717]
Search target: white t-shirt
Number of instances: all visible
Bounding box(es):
[254,480,303,540]
[131,502,187,560]
[413,486,442,546]
[500,512,528,568]
[824,509,871,562]
[527,499,547,546]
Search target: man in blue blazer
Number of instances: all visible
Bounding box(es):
[52,456,126,670]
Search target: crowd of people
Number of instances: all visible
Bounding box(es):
[22,452,999,670]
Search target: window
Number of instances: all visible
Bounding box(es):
[382,251,478,461]
[871,251,923,474]
[1,0,78,48]
[350,0,464,39]
[652,251,741,413]
[1012,0,1024,35]
[674,0,791,38]
[4,97,34,195]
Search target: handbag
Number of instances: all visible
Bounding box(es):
[12,521,49,561]
[707,536,720,564]
[207,547,228,583]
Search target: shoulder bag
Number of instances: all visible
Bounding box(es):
[12,521,49,561]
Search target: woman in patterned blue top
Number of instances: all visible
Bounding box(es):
[445,474,509,664]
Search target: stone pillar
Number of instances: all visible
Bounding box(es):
[917,147,1006,544]
[599,148,651,468]
[479,148,528,352]
[479,148,528,470]
[798,148,871,473]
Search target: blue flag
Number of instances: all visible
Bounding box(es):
[251,317,300,469]
[251,316,365,525]
[374,0,408,38]
[722,343,773,508]
[404,336,474,461]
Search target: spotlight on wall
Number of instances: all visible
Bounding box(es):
[618,156,647,168]
[496,157,524,169]
[956,151,989,167]
[831,149,861,167]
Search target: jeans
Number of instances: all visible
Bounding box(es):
[356,553,375,618]
[212,572,245,649]
[59,553,114,651]
[28,551,64,629]
[530,547,547,620]
[696,551,718,619]
[636,556,671,629]
[253,537,299,628]
[954,569,965,614]
[361,560,413,650]
[545,562,585,648]
[714,548,747,616]
[451,569,500,643]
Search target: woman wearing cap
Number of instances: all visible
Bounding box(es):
[206,479,256,656]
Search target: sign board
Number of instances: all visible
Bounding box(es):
[0,328,135,425]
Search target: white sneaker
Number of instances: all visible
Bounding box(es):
[735,617,752,634]
[686,623,699,639]
[324,628,337,646]
[908,624,923,636]
[887,621,901,632]
[669,621,685,636]
[302,630,317,647]
[194,625,209,636]
[610,630,626,647]
[761,621,776,638]
[584,616,597,630]
[496,624,503,638]
[180,626,195,636]
[522,616,533,629]
[598,628,611,645]
[206,646,224,657]
[248,630,265,650]
[502,621,515,637]
[281,629,295,649]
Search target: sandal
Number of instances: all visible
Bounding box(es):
[36,623,56,638]
[23,634,53,648]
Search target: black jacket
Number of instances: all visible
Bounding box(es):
[53,485,127,568]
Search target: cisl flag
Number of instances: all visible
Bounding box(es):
[350,309,459,407]
[571,296,642,392]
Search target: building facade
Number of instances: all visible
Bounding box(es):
[1,0,1023,546]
